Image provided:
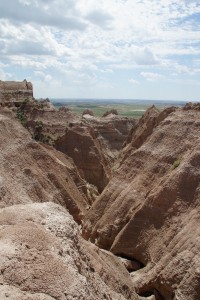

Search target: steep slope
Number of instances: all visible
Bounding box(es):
[83,104,200,299]
[0,79,33,104]
[55,124,111,192]
[55,114,136,192]
[123,105,175,151]
[20,100,136,192]
[83,113,136,163]
[0,202,139,300]
[0,110,89,222]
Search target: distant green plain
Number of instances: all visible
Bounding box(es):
[68,103,148,118]
[55,104,160,119]
[53,100,185,119]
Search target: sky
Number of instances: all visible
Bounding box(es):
[0,0,200,101]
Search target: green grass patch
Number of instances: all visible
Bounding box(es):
[173,159,181,169]
[55,103,152,118]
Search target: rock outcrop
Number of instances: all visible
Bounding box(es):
[54,112,136,192]
[0,109,89,223]
[0,80,33,105]
[83,113,136,164]
[19,101,111,192]
[0,102,140,300]
[82,109,94,116]
[2,79,199,299]
[55,124,111,193]
[18,99,136,192]
[102,109,118,117]
[0,202,139,300]
[83,104,200,299]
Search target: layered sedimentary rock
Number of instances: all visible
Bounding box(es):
[0,80,33,104]
[0,103,141,299]
[83,113,136,163]
[0,109,89,222]
[20,101,110,192]
[19,100,136,192]
[3,79,199,299]
[55,124,111,192]
[0,202,139,300]
[83,104,200,299]
[25,100,80,139]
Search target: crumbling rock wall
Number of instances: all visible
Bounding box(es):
[0,110,90,223]
[83,105,200,299]
[0,202,139,300]
[19,99,136,192]
[55,124,111,193]
[0,79,33,104]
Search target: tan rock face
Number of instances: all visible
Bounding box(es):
[83,105,200,299]
[0,202,139,300]
[0,111,89,222]
[20,100,136,192]
[53,114,136,192]
[122,105,176,156]
[84,114,137,163]
[2,83,199,299]
[26,102,80,137]
[19,102,109,193]
[0,80,33,104]
[55,125,111,192]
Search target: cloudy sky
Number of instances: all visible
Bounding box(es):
[0,0,200,100]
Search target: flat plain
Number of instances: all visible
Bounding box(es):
[52,99,186,118]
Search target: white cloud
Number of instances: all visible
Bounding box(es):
[174,64,194,75]
[141,72,164,81]
[0,0,87,31]
[86,10,113,28]
[0,0,199,100]
[0,68,12,80]
[129,79,140,85]
[34,71,52,82]
[128,47,159,65]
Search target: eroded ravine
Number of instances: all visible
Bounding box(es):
[0,81,200,299]
[82,103,200,300]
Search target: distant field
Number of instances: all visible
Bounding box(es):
[52,99,186,119]
[69,104,149,118]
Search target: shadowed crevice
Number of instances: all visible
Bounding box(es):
[116,253,145,272]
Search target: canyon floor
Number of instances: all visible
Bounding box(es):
[0,94,199,300]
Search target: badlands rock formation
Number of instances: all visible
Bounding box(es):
[19,99,111,192]
[0,106,140,299]
[0,202,140,300]
[83,104,200,299]
[55,113,135,192]
[83,112,136,164]
[0,80,33,104]
[0,108,89,223]
[55,123,111,192]
[16,98,136,192]
[0,94,139,299]
[0,80,199,299]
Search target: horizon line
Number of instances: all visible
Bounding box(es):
[49,98,192,102]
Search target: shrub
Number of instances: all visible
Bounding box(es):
[34,121,43,141]
[16,108,27,126]
[173,159,181,169]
